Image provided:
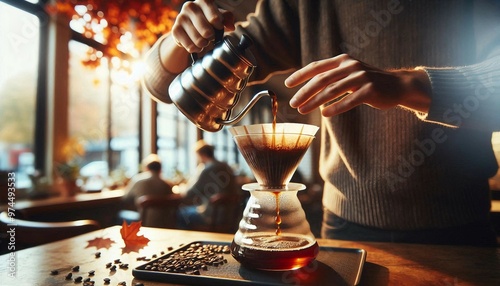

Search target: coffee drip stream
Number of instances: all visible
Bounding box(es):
[229,123,320,271]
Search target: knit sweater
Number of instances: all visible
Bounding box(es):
[144,0,500,230]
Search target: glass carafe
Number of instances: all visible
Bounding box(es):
[231,183,318,270]
[229,123,320,271]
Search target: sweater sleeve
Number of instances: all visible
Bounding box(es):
[234,0,302,84]
[142,34,176,104]
[419,55,500,131]
[419,0,500,131]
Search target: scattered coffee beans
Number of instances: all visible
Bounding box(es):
[119,263,129,269]
[142,242,230,275]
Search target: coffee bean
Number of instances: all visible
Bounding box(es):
[94,252,101,258]
[65,273,73,280]
[72,265,80,272]
[103,277,110,284]
[50,270,59,275]
[83,277,91,282]
[74,276,83,282]
[141,242,231,275]
[110,265,117,271]
[106,262,112,268]
[88,270,95,276]
[114,259,121,264]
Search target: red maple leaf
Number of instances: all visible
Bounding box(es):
[85,236,115,249]
[120,220,150,248]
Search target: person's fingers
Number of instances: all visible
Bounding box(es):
[295,70,368,114]
[199,0,225,29]
[289,60,366,110]
[320,84,368,117]
[285,58,341,88]
[285,54,357,89]
[221,10,236,31]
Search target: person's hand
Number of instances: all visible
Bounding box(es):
[171,0,236,53]
[285,54,432,117]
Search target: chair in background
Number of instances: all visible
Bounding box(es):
[136,193,183,228]
[0,211,100,252]
[192,193,244,234]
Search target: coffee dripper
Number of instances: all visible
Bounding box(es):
[168,31,272,132]
[229,123,320,271]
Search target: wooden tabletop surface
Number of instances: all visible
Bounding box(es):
[2,189,125,216]
[1,225,499,286]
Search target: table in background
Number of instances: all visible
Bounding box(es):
[1,226,499,285]
[1,189,124,227]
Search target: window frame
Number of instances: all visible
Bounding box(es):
[0,0,49,173]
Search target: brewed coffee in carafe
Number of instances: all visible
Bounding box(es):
[229,122,319,271]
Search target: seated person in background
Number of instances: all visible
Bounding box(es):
[120,154,174,225]
[177,140,238,229]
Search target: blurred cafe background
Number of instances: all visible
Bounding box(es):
[0,0,499,252]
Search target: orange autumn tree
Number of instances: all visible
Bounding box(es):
[47,0,181,67]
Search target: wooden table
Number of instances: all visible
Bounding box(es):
[1,190,125,227]
[1,226,499,285]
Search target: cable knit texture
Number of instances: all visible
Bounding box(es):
[233,0,500,230]
[143,0,500,230]
[143,35,175,104]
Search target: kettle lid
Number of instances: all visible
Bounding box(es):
[224,34,257,68]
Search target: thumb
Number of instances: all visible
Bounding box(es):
[221,10,236,31]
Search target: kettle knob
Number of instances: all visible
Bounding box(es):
[237,34,253,51]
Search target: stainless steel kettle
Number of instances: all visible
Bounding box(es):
[168,31,271,132]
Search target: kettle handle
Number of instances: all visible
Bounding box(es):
[217,90,275,125]
[190,29,225,64]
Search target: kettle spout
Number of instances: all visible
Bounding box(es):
[217,90,275,125]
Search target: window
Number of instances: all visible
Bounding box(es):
[0,1,41,189]
[156,103,197,181]
[68,41,141,184]
[203,128,245,175]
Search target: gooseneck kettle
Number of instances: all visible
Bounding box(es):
[168,31,272,132]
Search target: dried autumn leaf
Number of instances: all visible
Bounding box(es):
[86,236,115,250]
[120,220,150,248]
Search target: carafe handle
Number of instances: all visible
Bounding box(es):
[190,29,225,64]
[217,90,275,125]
